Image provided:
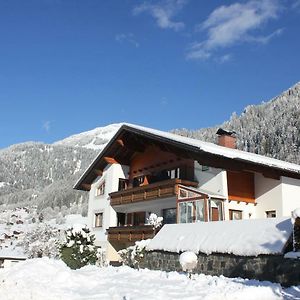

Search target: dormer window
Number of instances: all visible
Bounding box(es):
[95,181,105,196]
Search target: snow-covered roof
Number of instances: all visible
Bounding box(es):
[74,123,300,190]
[0,247,26,260]
[147,217,293,256]
[123,123,300,174]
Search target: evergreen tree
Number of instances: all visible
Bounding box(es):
[60,225,98,269]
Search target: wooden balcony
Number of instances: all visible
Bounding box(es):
[107,225,159,243]
[109,178,198,206]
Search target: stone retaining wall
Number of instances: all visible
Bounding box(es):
[138,251,300,287]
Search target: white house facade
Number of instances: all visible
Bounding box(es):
[75,124,300,262]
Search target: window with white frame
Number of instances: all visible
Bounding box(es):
[94,212,103,227]
[95,181,105,196]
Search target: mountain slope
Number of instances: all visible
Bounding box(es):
[54,123,122,150]
[172,81,300,164]
[0,82,299,211]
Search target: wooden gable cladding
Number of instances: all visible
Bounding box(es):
[227,171,255,203]
[129,145,194,179]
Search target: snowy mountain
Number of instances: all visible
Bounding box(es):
[0,124,121,211]
[54,123,122,150]
[173,81,300,165]
[0,82,300,211]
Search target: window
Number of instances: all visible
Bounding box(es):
[94,212,103,227]
[117,213,126,226]
[133,176,147,187]
[162,208,177,224]
[266,210,276,218]
[167,168,180,179]
[178,200,205,223]
[95,181,105,196]
[118,178,129,191]
[125,212,146,226]
[210,199,223,221]
[178,187,200,199]
[229,209,243,220]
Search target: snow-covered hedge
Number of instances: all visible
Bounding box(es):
[118,239,152,268]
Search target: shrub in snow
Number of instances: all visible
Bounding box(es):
[146,213,163,228]
[60,224,98,269]
[118,239,151,269]
[179,251,198,276]
[18,223,62,258]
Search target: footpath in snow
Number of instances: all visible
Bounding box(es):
[0,258,299,300]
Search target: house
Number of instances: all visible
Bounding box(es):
[0,246,26,268]
[74,123,300,261]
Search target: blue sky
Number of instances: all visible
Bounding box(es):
[0,0,300,148]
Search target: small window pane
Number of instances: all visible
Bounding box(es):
[163,208,177,224]
[195,200,205,222]
[95,181,105,196]
[266,210,276,218]
[229,209,242,220]
[95,213,103,227]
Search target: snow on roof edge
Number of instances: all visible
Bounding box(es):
[75,123,300,190]
[122,123,300,174]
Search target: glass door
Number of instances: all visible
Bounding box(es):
[178,200,205,223]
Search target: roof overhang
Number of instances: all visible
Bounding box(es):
[74,124,300,191]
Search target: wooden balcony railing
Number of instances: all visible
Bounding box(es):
[107,225,159,243]
[109,178,198,206]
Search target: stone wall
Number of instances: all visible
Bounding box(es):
[138,250,300,287]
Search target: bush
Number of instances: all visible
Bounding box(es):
[60,224,98,269]
[19,223,62,258]
[118,239,151,269]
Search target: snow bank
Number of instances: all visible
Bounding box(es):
[147,218,293,256]
[0,258,296,300]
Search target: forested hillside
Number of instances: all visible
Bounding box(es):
[173,82,300,164]
[0,82,299,212]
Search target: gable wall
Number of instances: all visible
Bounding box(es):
[129,145,194,179]
[281,176,300,216]
[255,173,283,218]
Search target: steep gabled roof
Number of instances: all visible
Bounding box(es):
[74,123,300,191]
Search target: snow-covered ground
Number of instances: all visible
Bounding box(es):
[0,208,88,260]
[0,258,299,300]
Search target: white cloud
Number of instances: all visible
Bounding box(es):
[187,0,282,60]
[43,121,51,132]
[133,0,187,31]
[115,33,140,48]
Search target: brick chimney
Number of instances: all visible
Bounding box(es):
[216,128,237,149]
